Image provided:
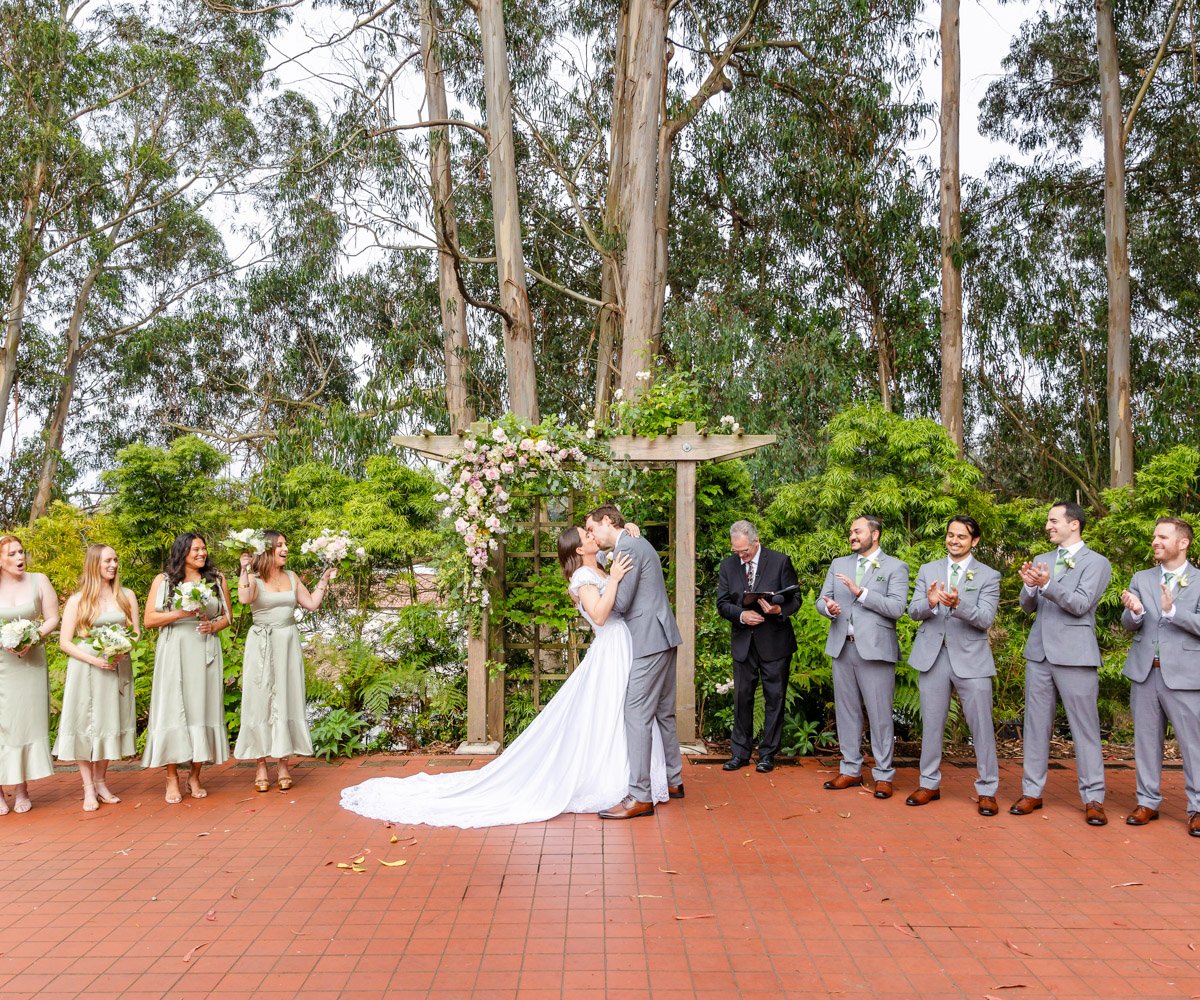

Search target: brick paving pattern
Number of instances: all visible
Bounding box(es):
[0,755,1197,998]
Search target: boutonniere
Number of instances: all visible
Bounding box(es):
[1064,557,1076,571]
[867,556,880,572]
[1179,574,1191,589]
[964,568,976,582]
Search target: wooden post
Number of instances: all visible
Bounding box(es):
[674,445,700,749]
[486,542,506,743]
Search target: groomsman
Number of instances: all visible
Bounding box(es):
[816,515,910,799]
[1119,517,1200,838]
[716,521,801,773]
[905,516,1002,815]
[1011,501,1112,825]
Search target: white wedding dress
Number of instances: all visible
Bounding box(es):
[340,566,668,827]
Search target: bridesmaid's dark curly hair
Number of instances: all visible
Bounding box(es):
[164,533,223,597]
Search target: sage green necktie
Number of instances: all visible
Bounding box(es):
[1053,548,1069,578]
[1164,570,1176,590]
[855,556,867,585]
[949,563,961,588]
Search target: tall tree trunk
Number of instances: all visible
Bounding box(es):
[476,0,539,422]
[938,0,964,455]
[1095,0,1133,487]
[616,0,668,400]
[649,44,674,358]
[419,0,474,431]
[29,270,98,523]
[594,3,632,424]
[873,312,893,412]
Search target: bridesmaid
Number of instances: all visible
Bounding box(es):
[142,533,232,803]
[54,544,140,811]
[234,531,335,791]
[0,535,59,814]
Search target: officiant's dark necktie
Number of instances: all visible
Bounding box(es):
[744,560,755,591]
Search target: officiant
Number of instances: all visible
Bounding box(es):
[716,521,801,773]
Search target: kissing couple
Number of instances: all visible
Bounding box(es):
[340,504,685,827]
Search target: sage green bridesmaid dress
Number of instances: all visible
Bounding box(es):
[233,571,313,759]
[142,579,230,768]
[0,573,54,783]
[52,608,136,762]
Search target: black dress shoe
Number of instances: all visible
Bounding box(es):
[667,784,685,799]
[722,757,750,771]
[755,757,775,773]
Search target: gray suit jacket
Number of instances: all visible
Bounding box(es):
[1019,544,1112,667]
[1121,564,1200,689]
[908,558,1000,677]
[816,552,909,662]
[611,531,682,657]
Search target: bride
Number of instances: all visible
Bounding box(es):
[339,525,669,827]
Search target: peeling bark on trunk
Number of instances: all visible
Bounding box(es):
[616,0,668,400]
[420,0,474,431]
[1096,0,1133,487]
[476,0,539,422]
[939,0,964,454]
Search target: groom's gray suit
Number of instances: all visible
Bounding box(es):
[611,530,684,802]
[1122,563,1200,814]
[1019,543,1112,803]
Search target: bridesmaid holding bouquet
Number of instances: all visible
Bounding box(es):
[142,533,232,803]
[0,535,59,814]
[234,531,335,792]
[54,545,141,812]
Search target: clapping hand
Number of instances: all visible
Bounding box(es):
[823,598,842,618]
[834,572,863,598]
[1019,561,1050,589]
[1119,589,1144,615]
[1161,582,1175,613]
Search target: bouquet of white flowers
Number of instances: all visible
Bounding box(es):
[0,618,40,651]
[221,528,267,555]
[301,529,366,567]
[88,623,134,659]
[173,579,216,613]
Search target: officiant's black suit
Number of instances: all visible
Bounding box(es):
[717,546,801,762]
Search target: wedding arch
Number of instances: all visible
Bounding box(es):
[392,420,777,753]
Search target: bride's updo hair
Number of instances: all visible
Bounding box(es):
[557,526,584,582]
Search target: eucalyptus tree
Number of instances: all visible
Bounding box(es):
[974,0,1199,499]
[0,0,289,520]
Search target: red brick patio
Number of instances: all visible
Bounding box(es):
[0,754,1196,999]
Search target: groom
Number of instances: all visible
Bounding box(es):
[586,505,685,819]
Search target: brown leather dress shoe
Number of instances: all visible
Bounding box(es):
[873,781,893,800]
[1189,812,1200,837]
[598,796,655,820]
[1125,805,1159,826]
[823,773,864,791]
[905,787,940,806]
[1084,801,1107,826]
[977,796,999,816]
[667,784,684,799]
[1008,796,1043,815]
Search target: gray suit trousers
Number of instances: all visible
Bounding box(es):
[917,648,998,795]
[1022,659,1105,803]
[832,640,895,782]
[625,647,683,801]
[1131,669,1200,814]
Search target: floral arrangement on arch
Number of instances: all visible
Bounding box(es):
[434,415,606,608]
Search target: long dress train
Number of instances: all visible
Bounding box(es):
[340,566,668,827]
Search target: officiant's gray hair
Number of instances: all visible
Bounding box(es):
[730,520,758,542]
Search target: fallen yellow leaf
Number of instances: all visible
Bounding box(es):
[379,859,407,867]
[389,835,399,844]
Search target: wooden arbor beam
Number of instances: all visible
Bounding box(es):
[392,421,777,753]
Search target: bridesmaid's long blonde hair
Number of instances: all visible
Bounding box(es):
[75,544,135,634]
